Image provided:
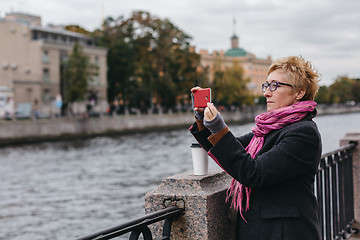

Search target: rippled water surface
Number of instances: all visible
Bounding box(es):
[0,112,359,239]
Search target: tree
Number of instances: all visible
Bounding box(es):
[315,86,330,104]
[328,76,355,103]
[315,76,360,104]
[64,42,93,104]
[212,60,253,107]
[106,40,136,106]
[351,78,360,103]
[65,25,90,35]
[93,11,202,111]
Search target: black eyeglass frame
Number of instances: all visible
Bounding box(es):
[261,81,295,92]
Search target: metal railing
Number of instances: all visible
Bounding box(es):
[315,141,359,240]
[75,205,184,240]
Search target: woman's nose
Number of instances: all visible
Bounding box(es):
[263,87,272,97]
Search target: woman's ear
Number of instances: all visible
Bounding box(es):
[296,89,306,100]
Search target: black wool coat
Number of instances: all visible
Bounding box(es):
[190,111,322,240]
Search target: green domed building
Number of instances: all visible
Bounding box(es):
[225,34,248,57]
[198,31,272,95]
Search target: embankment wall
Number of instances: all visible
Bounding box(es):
[0,104,359,145]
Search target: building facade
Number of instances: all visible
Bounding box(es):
[0,12,108,117]
[198,34,272,96]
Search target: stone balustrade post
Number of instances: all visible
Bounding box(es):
[340,132,360,238]
[145,169,235,240]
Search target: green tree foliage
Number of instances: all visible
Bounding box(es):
[352,78,360,103]
[315,85,329,104]
[64,42,93,103]
[93,11,202,110]
[329,76,354,103]
[212,59,253,106]
[315,76,360,104]
[65,25,90,35]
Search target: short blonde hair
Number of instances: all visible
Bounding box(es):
[268,56,321,101]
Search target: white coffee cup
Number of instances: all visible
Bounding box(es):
[191,143,209,175]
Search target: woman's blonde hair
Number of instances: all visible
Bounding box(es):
[268,56,321,101]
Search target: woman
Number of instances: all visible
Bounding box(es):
[190,56,322,240]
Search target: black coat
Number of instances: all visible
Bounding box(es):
[190,111,322,240]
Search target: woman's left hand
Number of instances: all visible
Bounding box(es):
[204,102,219,121]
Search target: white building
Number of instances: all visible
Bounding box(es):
[0,12,108,117]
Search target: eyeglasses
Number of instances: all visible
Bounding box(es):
[261,81,295,92]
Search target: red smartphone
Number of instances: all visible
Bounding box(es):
[192,88,211,108]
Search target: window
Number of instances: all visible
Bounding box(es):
[93,75,100,85]
[32,31,39,40]
[43,89,51,103]
[87,39,94,46]
[59,35,66,43]
[88,74,100,86]
[60,51,68,63]
[42,50,50,63]
[43,69,50,83]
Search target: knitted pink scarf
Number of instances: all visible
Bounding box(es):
[226,100,317,221]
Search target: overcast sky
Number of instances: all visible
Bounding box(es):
[1,0,359,86]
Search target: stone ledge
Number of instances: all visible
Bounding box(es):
[145,169,234,240]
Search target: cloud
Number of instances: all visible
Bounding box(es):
[1,0,359,85]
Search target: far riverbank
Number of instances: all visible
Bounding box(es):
[0,103,359,146]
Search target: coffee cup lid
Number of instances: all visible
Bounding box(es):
[191,142,201,148]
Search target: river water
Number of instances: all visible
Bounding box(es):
[0,112,359,240]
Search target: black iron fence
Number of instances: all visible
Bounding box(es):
[316,141,359,240]
[75,205,184,240]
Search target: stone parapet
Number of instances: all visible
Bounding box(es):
[145,169,234,240]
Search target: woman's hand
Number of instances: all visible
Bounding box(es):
[203,102,226,134]
[204,102,219,121]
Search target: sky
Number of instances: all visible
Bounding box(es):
[1,0,360,86]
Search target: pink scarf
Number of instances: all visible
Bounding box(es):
[226,100,317,221]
